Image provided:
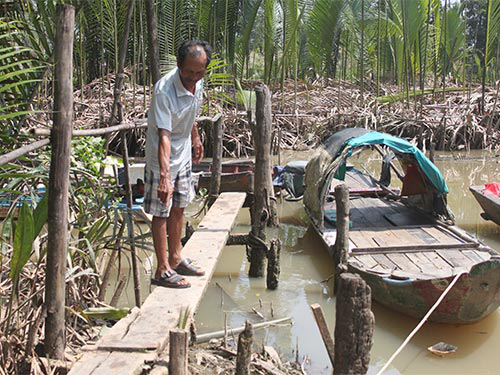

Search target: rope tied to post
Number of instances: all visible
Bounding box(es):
[245,231,269,261]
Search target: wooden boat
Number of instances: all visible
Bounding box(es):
[304,128,500,324]
[469,185,500,226]
[195,159,255,194]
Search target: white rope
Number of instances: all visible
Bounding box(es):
[375,270,466,375]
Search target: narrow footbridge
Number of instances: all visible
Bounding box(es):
[68,192,247,375]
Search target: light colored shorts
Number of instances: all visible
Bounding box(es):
[143,162,194,218]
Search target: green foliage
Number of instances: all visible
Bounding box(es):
[10,201,35,287]
[0,18,44,133]
[202,56,235,111]
[177,306,191,329]
[485,0,500,71]
[71,137,108,178]
[82,306,130,320]
[306,0,346,76]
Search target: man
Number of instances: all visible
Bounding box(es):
[144,40,212,288]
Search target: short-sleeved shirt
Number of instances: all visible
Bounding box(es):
[145,67,203,176]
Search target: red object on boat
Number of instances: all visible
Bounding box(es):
[484,183,500,197]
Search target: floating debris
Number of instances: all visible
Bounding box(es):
[428,342,458,356]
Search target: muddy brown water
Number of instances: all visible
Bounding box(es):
[117,150,500,375]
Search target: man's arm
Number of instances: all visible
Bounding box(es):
[191,122,204,164]
[158,129,173,204]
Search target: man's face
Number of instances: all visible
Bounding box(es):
[178,49,207,90]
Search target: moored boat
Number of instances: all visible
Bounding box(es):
[469,184,500,226]
[304,128,500,324]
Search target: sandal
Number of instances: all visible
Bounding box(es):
[151,269,191,288]
[174,258,205,276]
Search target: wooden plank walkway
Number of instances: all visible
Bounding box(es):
[68,192,247,375]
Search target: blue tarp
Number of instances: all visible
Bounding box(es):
[345,131,449,195]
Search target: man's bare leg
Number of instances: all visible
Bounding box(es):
[152,215,189,286]
[167,207,184,268]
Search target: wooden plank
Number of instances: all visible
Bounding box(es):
[349,230,374,248]
[97,192,246,352]
[405,252,439,274]
[385,228,423,245]
[406,227,439,245]
[386,253,421,273]
[310,304,334,366]
[68,352,156,375]
[352,242,477,254]
[358,229,382,247]
[474,250,492,261]
[423,251,453,270]
[461,250,483,263]
[371,254,398,270]
[436,249,477,268]
[421,226,461,245]
[353,255,378,269]
[354,197,394,227]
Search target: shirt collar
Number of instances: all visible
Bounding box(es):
[174,67,197,98]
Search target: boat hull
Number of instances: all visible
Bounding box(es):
[470,185,500,226]
[350,259,500,324]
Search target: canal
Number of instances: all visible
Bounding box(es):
[195,150,500,375]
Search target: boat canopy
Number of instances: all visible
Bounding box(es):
[304,128,452,230]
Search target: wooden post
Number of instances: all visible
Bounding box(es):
[249,85,278,277]
[44,4,75,359]
[121,132,142,307]
[235,321,253,375]
[169,329,189,375]
[334,184,349,293]
[266,239,280,290]
[334,273,374,375]
[144,0,161,85]
[209,114,223,207]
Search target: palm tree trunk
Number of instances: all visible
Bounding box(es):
[145,0,161,85]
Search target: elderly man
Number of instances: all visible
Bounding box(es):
[144,40,212,288]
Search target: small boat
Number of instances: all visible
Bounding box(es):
[469,184,500,226]
[304,128,500,324]
[195,159,255,194]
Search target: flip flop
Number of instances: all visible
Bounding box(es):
[151,269,191,288]
[174,258,205,276]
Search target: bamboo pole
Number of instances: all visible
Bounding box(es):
[121,131,142,307]
[44,4,75,359]
[32,121,147,137]
[0,139,50,166]
[194,317,291,343]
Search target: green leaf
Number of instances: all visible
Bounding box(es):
[82,307,130,320]
[10,201,34,285]
[33,192,48,238]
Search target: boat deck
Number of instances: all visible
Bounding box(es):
[321,174,496,281]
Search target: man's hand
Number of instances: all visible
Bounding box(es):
[192,137,204,164]
[158,175,173,205]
